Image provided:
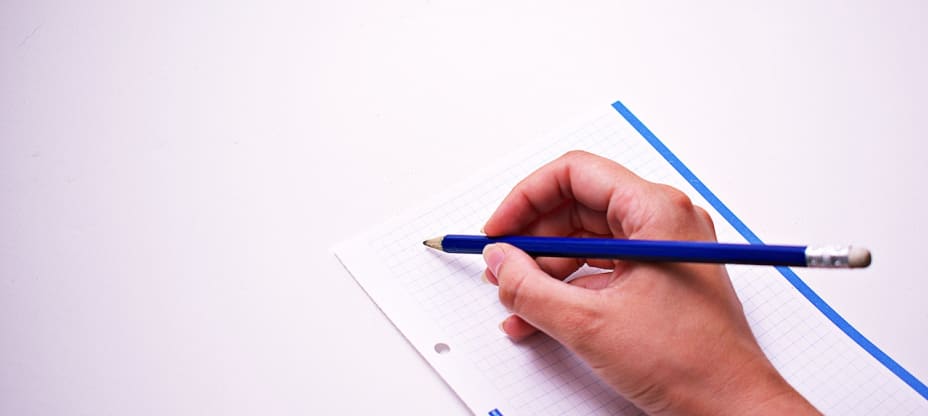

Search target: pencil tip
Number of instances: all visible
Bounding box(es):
[423,236,443,251]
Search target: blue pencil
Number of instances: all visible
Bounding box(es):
[423,235,871,268]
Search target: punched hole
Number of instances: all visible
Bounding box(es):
[434,342,451,354]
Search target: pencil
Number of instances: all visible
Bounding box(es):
[423,235,871,268]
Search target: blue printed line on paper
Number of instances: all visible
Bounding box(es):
[610,100,928,400]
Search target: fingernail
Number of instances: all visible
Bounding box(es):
[482,244,505,277]
[499,316,520,339]
[483,269,499,285]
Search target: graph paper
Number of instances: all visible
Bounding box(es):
[334,102,928,415]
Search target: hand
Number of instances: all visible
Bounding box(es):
[481,151,818,415]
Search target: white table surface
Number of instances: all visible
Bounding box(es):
[2,1,926,414]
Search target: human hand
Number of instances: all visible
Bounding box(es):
[482,151,818,415]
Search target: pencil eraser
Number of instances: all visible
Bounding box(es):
[848,247,872,268]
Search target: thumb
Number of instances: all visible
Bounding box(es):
[483,243,598,341]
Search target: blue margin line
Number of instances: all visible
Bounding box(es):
[611,100,928,400]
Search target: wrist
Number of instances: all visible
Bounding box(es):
[717,356,818,415]
[659,345,819,415]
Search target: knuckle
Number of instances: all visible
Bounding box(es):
[694,205,715,229]
[660,185,693,210]
[563,149,592,159]
[560,150,594,164]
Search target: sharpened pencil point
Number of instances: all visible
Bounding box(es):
[423,236,444,251]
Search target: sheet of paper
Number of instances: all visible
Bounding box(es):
[334,102,927,415]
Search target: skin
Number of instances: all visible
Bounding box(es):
[481,151,819,415]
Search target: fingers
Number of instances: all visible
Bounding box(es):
[534,256,619,280]
[496,270,617,340]
[500,315,538,340]
[566,272,617,291]
[512,200,613,239]
[693,206,718,240]
[484,150,648,238]
[483,150,718,243]
[532,226,616,280]
[483,243,601,343]
[631,184,717,241]
[535,256,585,280]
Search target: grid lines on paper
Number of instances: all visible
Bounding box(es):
[348,108,927,415]
[367,112,644,415]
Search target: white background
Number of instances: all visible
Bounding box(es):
[2,1,926,414]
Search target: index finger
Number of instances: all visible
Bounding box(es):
[483,150,650,238]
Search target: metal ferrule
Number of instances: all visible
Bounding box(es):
[805,245,852,268]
